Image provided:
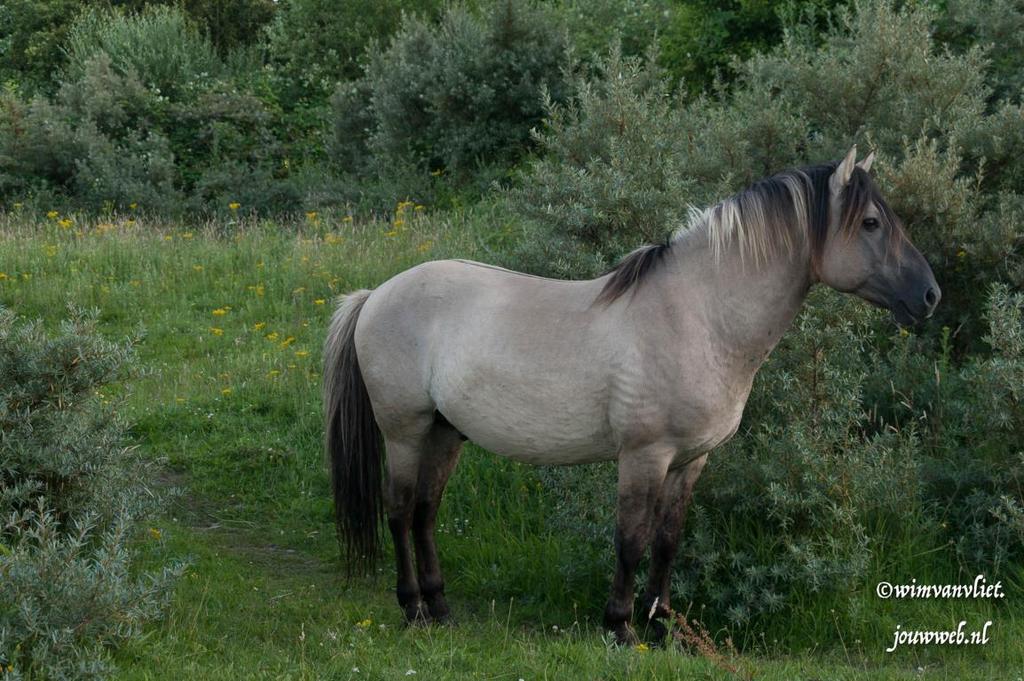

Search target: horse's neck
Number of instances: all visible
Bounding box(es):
[664,228,812,372]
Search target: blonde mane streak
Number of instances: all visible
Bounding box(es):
[685,170,811,267]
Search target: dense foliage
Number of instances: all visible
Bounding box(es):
[0,0,828,215]
[330,0,573,200]
[0,308,182,679]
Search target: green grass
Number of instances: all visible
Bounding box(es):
[1,211,1022,679]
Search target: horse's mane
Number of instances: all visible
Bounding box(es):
[595,161,904,305]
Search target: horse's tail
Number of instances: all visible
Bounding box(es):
[323,289,383,574]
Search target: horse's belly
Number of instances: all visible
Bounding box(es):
[433,380,617,465]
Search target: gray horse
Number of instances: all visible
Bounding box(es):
[323,147,940,643]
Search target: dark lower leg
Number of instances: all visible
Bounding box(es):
[412,429,461,622]
[413,503,449,621]
[604,527,650,644]
[640,455,708,642]
[603,450,673,644]
[388,512,426,623]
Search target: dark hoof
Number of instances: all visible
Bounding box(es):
[402,601,431,626]
[431,611,455,626]
[426,596,452,624]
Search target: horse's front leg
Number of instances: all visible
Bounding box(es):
[639,453,708,644]
[603,443,674,645]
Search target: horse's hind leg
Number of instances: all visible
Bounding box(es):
[639,454,708,644]
[412,420,463,623]
[385,434,432,624]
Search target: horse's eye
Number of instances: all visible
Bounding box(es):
[862,217,880,231]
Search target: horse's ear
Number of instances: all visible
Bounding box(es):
[830,145,857,195]
[857,151,875,173]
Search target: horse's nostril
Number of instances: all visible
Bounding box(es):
[924,286,939,308]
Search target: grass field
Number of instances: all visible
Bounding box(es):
[1,212,1021,679]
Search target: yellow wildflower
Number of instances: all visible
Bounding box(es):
[306,211,318,221]
[193,264,204,272]
[295,350,309,358]
[280,336,296,349]
[182,231,193,240]
[266,331,279,341]
[57,218,73,229]
[414,204,425,212]
[342,215,353,223]
[356,618,372,629]
[267,369,280,378]
[46,210,59,219]
[314,298,325,305]
[221,387,232,396]
[210,327,224,336]
[430,168,443,177]
[254,322,266,331]
[385,230,398,238]
[956,249,967,258]
[129,202,138,210]
[229,202,240,211]
[148,527,162,540]
[0,273,6,281]
[393,218,405,229]
[634,643,650,653]
[212,308,228,316]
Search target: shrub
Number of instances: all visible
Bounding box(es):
[64,5,221,101]
[0,0,83,94]
[504,45,692,277]
[330,0,574,198]
[267,0,446,104]
[1,7,301,216]
[876,285,1024,571]
[0,53,182,213]
[657,0,842,94]
[176,0,278,56]
[555,0,671,65]
[937,0,1024,101]
[0,307,182,680]
[0,94,78,201]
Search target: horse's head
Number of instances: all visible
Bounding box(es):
[816,146,940,325]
